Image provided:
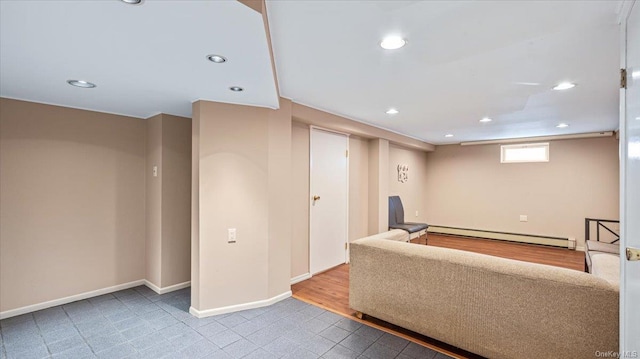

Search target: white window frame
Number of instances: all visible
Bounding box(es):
[500,142,549,163]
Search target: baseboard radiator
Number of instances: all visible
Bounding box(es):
[428,225,575,249]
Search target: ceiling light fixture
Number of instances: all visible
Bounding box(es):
[380,36,406,50]
[552,82,576,90]
[445,134,454,138]
[480,117,492,123]
[386,108,399,115]
[206,54,227,63]
[556,123,569,128]
[67,80,96,88]
[229,86,244,92]
[120,0,143,4]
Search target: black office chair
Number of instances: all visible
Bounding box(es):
[388,196,429,244]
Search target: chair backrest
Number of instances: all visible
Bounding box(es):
[388,196,405,225]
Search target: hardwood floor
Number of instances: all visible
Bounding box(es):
[418,234,585,271]
[292,234,587,359]
[292,264,351,315]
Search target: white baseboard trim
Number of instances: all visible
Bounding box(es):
[0,279,145,320]
[290,273,311,285]
[144,280,191,295]
[189,290,292,318]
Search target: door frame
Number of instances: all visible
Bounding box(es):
[619,0,637,352]
[308,125,350,275]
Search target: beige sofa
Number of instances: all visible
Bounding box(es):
[349,234,619,359]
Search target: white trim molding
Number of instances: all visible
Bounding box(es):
[460,131,613,146]
[189,290,292,318]
[0,280,145,320]
[617,0,635,25]
[309,125,351,137]
[144,280,191,295]
[290,273,311,285]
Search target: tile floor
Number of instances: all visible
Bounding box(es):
[0,286,452,359]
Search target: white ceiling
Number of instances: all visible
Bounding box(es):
[267,0,622,144]
[0,1,623,145]
[0,0,278,119]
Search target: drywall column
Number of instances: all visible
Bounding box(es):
[290,123,310,279]
[160,115,192,288]
[349,136,370,241]
[145,114,163,288]
[191,99,292,317]
[145,114,192,291]
[368,138,389,234]
[191,103,202,310]
[267,99,292,298]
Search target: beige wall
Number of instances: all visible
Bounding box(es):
[145,114,163,287]
[191,100,291,312]
[424,137,619,249]
[291,122,310,278]
[160,115,192,287]
[368,139,389,235]
[0,98,146,312]
[389,144,429,224]
[349,136,369,241]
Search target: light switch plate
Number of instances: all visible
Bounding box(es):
[519,215,528,222]
[228,228,236,243]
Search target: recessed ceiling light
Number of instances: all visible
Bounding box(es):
[120,0,143,4]
[556,123,569,128]
[635,117,640,120]
[386,108,399,115]
[552,82,576,90]
[380,36,406,50]
[229,86,244,92]
[67,80,96,88]
[445,134,454,138]
[479,117,492,123]
[206,54,226,63]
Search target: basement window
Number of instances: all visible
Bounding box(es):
[500,143,549,163]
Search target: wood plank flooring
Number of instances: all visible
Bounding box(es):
[418,234,585,271]
[292,234,587,359]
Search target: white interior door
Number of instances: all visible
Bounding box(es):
[310,128,348,275]
[621,0,640,352]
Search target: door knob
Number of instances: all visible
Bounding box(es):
[626,247,640,261]
[313,195,321,201]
